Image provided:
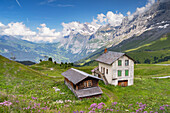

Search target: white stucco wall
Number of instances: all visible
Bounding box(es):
[98,55,134,86]
[99,62,113,83]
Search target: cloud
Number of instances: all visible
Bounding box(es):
[127,0,155,20]
[39,0,54,5]
[37,23,61,37]
[40,0,74,7]
[97,13,107,23]
[0,22,5,27]
[0,22,36,36]
[0,22,62,43]
[57,4,74,7]
[127,11,131,16]
[106,11,124,26]
[47,0,56,3]
[16,0,22,8]
[61,22,86,36]
[23,23,62,43]
[91,18,101,29]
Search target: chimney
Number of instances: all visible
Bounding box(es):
[104,48,107,53]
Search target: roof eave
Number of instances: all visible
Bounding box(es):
[77,92,103,98]
[124,54,136,62]
[95,60,112,65]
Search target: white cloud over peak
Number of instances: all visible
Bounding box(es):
[127,11,131,16]
[0,22,5,27]
[92,11,125,27]
[61,22,84,36]
[127,0,155,20]
[97,13,107,23]
[91,18,101,28]
[61,11,125,35]
[61,21,100,36]
[106,11,124,26]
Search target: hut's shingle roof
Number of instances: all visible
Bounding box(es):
[95,51,125,65]
[75,86,103,98]
[62,68,102,85]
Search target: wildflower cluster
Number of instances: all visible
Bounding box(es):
[0,93,169,113]
[0,100,12,106]
[88,102,113,112]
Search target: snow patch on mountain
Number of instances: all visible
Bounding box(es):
[158,24,169,29]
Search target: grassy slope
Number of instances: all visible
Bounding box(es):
[0,55,170,112]
[126,34,170,63]
[0,57,107,112]
[30,62,170,112]
[0,56,75,112]
[75,33,170,66]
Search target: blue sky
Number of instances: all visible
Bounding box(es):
[0,0,148,31]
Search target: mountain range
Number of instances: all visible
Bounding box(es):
[0,0,170,63]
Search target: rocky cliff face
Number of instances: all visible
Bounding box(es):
[58,0,170,56]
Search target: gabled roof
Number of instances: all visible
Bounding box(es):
[62,68,102,85]
[75,86,103,98]
[95,51,127,65]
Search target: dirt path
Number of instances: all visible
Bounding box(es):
[101,87,118,102]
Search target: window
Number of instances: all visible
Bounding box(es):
[84,81,87,88]
[106,69,108,74]
[88,80,92,87]
[84,80,92,88]
[125,60,129,66]
[118,70,122,77]
[118,60,122,66]
[125,70,129,76]
[101,67,103,72]
[103,68,105,74]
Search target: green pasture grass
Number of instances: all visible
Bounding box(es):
[158,60,170,64]
[0,56,170,112]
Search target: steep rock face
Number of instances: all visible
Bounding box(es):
[59,0,170,56]
[95,0,170,47]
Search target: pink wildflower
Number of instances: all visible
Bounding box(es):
[16,100,19,103]
[98,102,105,106]
[31,97,37,100]
[110,109,113,111]
[97,105,103,109]
[113,102,117,105]
[0,101,12,106]
[90,103,97,108]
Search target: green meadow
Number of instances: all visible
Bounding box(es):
[0,55,169,112]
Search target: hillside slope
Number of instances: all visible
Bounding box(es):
[76,33,170,66]
[0,55,77,112]
[125,33,170,63]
